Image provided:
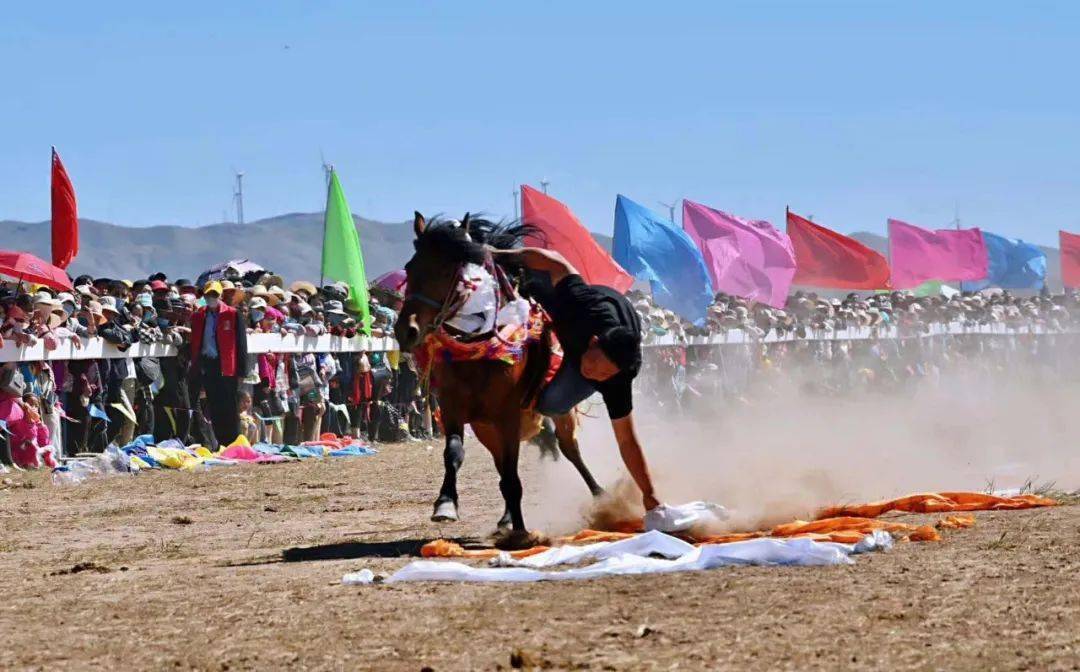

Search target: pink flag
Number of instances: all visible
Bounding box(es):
[887,219,988,289]
[682,200,795,308]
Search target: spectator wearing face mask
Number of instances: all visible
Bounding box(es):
[188,281,248,447]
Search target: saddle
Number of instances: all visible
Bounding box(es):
[413,259,563,399]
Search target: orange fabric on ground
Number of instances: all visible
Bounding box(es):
[772,516,917,537]
[818,492,1055,519]
[418,492,1053,558]
[908,525,942,542]
[936,514,977,529]
[562,530,636,544]
[420,539,550,560]
[694,531,765,545]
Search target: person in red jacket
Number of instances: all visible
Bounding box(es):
[189,281,248,446]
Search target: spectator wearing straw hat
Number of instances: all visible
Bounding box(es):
[290,281,317,301]
[188,280,247,447]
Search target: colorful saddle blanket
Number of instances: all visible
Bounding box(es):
[415,303,563,388]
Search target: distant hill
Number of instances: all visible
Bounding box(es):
[0,214,620,285]
[0,218,1061,291]
[0,214,417,283]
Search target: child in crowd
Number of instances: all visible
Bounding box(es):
[9,394,57,469]
[237,390,260,445]
[1,296,39,348]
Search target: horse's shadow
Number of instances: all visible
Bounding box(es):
[279,536,486,563]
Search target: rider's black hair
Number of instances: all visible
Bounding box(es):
[597,325,641,375]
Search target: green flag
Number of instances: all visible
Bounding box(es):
[321,169,371,333]
[879,280,949,297]
[912,280,943,297]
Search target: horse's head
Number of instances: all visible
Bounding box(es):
[395,211,484,350]
[395,212,536,350]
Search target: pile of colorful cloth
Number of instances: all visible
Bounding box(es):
[371,491,1056,583]
[52,433,376,483]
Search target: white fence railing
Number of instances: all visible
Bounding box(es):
[643,321,1062,346]
[0,323,1069,364]
[0,333,397,363]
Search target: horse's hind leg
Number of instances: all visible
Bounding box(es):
[554,413,604,497]
[531,416,560,461]
[432,420,465,522]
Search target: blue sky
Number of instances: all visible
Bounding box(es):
[3,1,1079,245]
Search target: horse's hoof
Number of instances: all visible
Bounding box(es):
[431,501,459,523]
[494,529,547,551]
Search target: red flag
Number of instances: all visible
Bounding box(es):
[1060,230,1080,289]
[521,185,632,292]
[51,147,79,269]
[787,210,891,289]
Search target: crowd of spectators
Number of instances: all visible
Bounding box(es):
[2,261,1078,472]
[0,267,424,470]
[636,288,1080,413]
[630,287,1080,342]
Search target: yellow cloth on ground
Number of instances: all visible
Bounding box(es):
[147,446,205,470]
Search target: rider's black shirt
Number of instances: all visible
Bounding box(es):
[531,273,641,419]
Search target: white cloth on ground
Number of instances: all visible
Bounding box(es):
[374,530,892,584]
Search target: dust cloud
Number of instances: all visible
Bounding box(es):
[526,369,1080,535]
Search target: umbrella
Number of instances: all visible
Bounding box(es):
[197,259,266,287]
[0,250,73,291]
[373,269,407,294]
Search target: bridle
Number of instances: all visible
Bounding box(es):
[404,250,519,344]
[405,261,467,341]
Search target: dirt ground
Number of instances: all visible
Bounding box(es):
[2,440,1078,672]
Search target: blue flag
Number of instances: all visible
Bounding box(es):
[612,195,714,323]
[961,231,1046,291]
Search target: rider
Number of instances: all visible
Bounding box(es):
[490,246,688,532]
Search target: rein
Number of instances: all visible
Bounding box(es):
[406,251,518,344]
[406,251,522,394]
[405,261,466,341]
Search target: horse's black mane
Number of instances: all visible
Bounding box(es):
[414,215,541,264]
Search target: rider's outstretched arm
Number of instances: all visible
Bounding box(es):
[489,247,578,285]
[611,413,661,511]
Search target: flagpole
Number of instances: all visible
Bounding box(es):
[886,219,891,267]
[320,169,331,288]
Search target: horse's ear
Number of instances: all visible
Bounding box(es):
[461,212,471,237]
[413,211,426,238]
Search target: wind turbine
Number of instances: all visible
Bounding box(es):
[233,171,245,226]
[320,150,333,188]
[658,200,678,224]
[540,178,550,194]
[512,184,520,220]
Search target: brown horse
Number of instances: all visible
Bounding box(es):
[395,212,603,548]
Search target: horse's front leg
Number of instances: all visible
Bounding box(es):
[431,418,465,522]
[499,436,524,531]
[491,417,544,550]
